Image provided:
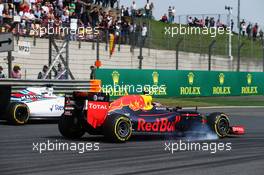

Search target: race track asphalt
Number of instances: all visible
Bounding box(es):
[0,107,263,175]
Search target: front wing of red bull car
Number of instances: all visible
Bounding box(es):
[58,92,245,142]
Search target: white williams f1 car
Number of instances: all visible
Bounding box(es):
[0,86,64,125]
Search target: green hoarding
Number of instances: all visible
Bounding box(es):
[96,69,264,97]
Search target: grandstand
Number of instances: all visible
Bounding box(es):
[0,0,263,80]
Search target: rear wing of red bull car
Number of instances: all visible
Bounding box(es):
[63,79,110,128]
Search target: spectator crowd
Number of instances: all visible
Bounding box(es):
[184,15,263,41]
[0,65,22,79]
[240,19,263,41]
[0,0,262,41]
[0,0,154,42]
[0,1,263,79]
[0,0,154,79]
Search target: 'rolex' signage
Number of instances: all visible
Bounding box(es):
[96,69,264,97]
[212,73,232,95]
[180,72,201,95]
[101,70,167,97]
[241,74,258,95]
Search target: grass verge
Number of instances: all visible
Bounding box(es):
[136,19,263,60]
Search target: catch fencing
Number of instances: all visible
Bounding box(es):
[0,17,263,80]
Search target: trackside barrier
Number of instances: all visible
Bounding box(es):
[95,69,264,97]
[0,79,92,94]
[89,79,102,93]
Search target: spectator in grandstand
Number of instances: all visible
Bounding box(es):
[205,16,209,27]
[2,3,14,30]
[102,0,110,8]
[259,29,263,41]
[141,23,148,46]
[241,22,246,36]
[34,5,42,21]
[24,9,35,35]
[95,0,101,6]
[13,0,21,14]
[58,0,63,9]
[252,23,258,41]
[69,12,78,41]
[209,17,215,27]
[90,6,99,27]
[20,1,30,13]
[56,63,67,80]
[188,16,229,29]
[69,1,76,16]
[37,65,49,79]
[193,17,201,27]
[192,17,197,26]
[0,0,4,26]
[29,0,36,9]
[90,65,96,79]
[80,8,90,27]
[145,0,151,19]
[240,19,246,35]
[168,6,172,23]
[216,19,226,29]
[11,65,22,79]
[120,5,125,17]
[171,6,175,23]
[199,18,205,27]
[110,0,117,8]
[191,17,203,27]
[123,7,129,17]
[0,66,5,78]
[131,1,137,18]
[128,22,136,44]
[115,20,121,41]
[121,21,129,43]
[160,14,168,23]
[136,9,143,18]
[187,16,193,26]
[150,2,154,18]
[246,23,252,38]
[61,11,70,27]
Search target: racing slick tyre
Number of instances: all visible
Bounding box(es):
[103,115,132,143]
[58,115,85,139]
[207,112,230,138]
[7,102,29,125]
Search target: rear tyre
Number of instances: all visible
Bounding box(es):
[207,112,230,138]
[7,102,29,125]
[58,115,85,139]
[103,115,132,143]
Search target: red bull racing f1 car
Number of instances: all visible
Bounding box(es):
[58,91,245,142]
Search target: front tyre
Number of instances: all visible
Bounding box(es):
[7,102,29,125]
[58,115,85,139]
[207,112,230,138]
[104,115,132,143]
